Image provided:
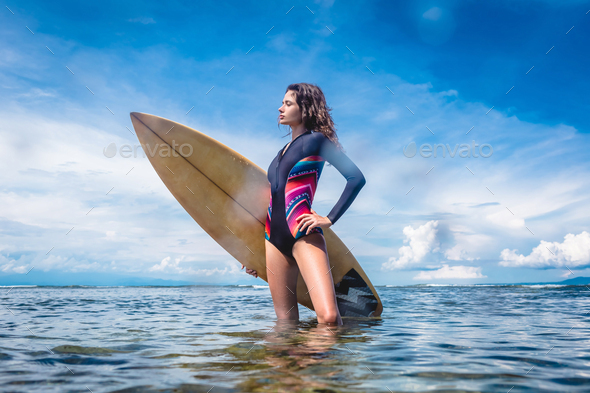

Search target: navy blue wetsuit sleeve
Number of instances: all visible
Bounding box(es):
[317,133,366,225]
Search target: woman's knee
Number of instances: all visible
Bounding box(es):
[317,308,340,324]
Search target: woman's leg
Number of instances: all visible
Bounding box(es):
[265,239,300,321]
[292,233,342,326]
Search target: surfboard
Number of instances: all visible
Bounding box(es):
[129,112,383,318]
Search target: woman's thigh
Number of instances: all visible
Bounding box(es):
[291,233,340,319]
[265,239,299,319]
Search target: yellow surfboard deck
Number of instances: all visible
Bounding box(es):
[130,112,382,318]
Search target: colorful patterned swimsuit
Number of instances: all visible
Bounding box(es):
[265,130,366,259]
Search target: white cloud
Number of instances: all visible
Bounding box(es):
[381,220,440,270]
[485,211,525,229]
[1,256,28,274]
[413,264,486,280]
[444,227,487,261]
[16,87,56,99]
[499,231,590,268]
[445,244,475,261]
[71,261,103,272]
[149,256,243,276]
[149,255,186,272]
[104,231,117,240]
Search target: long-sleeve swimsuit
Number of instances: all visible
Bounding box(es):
[265,130,366,259]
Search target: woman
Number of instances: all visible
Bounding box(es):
[241,83,366,326]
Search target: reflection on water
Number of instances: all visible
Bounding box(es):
[1,285,589,392]
[228,319,376,392]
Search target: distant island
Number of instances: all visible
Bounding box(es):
[505,276,590,286]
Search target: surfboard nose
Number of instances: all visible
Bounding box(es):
[130,112,144,122]
[129,112,150,143]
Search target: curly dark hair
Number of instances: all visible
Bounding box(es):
[277,83,346,162]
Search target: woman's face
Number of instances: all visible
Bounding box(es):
[278,91,302,127]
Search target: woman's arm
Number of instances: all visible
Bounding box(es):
[317,133,366,225]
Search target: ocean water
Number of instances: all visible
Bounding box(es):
[1,284,589,392]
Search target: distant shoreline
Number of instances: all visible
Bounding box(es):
[1,272,588,287]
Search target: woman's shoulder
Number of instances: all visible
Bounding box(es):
[310,130,329,143]
[311,131,340,150]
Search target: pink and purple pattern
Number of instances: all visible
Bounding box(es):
[284,156,325,239]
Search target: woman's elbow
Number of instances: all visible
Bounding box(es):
[356,173,366,189]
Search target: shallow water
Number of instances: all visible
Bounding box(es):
[1,284,589,392]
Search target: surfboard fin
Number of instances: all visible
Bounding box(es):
[334,268,379,317]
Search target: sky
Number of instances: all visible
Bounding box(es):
[1,0,589,286]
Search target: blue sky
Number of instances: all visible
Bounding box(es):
[1,0,589,286]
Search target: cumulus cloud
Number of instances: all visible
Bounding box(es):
[499,231,590,268]
[381,220,440,270]
[413,264,486,280]
[149,256,242,276]
[1,261,28,274]
[149,255,186,272]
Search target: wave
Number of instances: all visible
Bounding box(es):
[0,285,38,288]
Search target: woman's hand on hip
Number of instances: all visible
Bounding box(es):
[295,208,332,235]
